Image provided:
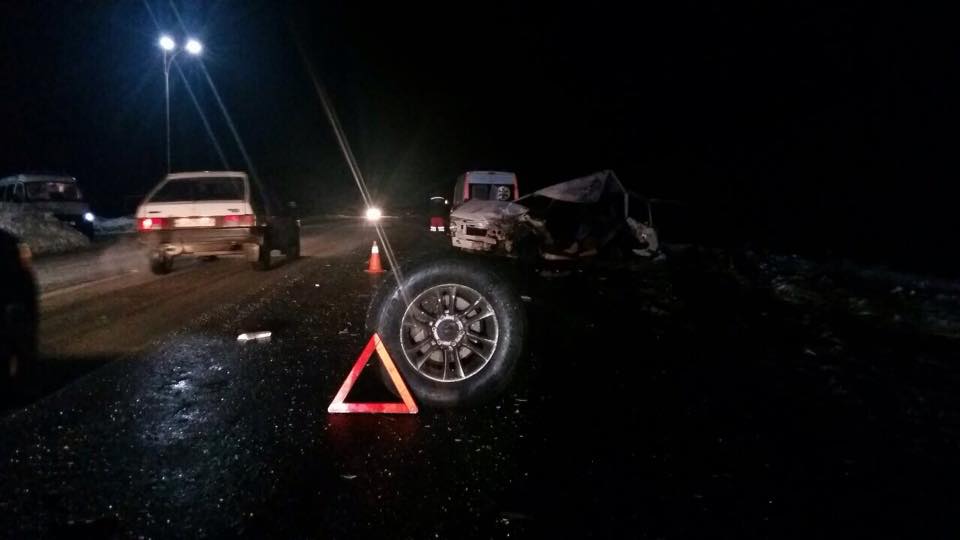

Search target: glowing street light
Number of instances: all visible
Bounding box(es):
[185,38,203,56]
[158,34,203,173]
[158,35,176,51]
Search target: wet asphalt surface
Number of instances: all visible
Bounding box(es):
[3,219,960,538]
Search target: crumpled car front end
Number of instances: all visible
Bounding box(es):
[449,200,529,256]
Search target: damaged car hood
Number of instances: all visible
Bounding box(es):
[449,200,529,255]
[523,170,623,204]
[449,199,529,223]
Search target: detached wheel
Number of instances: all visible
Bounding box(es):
[367,258,526,407]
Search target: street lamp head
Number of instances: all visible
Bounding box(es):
[185,39,203,56]
[158,35,176,51]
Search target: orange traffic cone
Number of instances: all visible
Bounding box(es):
[365,241,384,273]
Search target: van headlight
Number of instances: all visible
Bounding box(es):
[83,212,95,222]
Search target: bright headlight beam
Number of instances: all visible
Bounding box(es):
[365,207,382,221]
[83,212,95,222]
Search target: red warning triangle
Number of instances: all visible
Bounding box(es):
[328,333,419,414]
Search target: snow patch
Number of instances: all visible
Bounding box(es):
[94,215,136,235]
[0,204,90,256]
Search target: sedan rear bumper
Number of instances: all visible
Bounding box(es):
[139,227,263,258]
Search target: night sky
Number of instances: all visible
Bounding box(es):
[1,1,956,272]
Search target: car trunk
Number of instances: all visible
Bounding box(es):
[138,176,253,230]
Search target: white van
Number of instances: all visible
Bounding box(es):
[0,174,95,237]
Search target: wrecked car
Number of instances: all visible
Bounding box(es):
[449,170,658,260]
[366,170,658,409]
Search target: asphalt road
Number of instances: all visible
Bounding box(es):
[36,222,377,360]
[2,219,960,537]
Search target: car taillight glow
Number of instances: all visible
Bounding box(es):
[138,217,164,231]
[221,214,254,227]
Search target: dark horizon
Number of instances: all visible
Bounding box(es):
[1,1,957,273]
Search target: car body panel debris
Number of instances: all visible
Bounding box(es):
[237,331,272,344]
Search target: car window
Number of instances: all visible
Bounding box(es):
[193,178,245,201]
[467,183,513,201]
[25,181,82,201]
[470,184,490,200]
[149,179,195,202]
[148,178,245,203]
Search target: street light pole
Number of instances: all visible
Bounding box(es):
[158,35,201,175]
[163,50,174,174]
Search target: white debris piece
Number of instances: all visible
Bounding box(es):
[237,331,272,344]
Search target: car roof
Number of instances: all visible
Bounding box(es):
[0,174,77,186]
[164,171,248,180]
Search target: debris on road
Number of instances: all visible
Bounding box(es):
[237,331,272,344]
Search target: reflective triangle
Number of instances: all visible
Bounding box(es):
[327,333,419,414]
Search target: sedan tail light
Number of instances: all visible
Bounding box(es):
[219,214,255,227]
[138,217,166,231]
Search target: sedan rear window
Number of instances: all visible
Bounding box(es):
[149,178,245,202]
[149,180,193,202]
